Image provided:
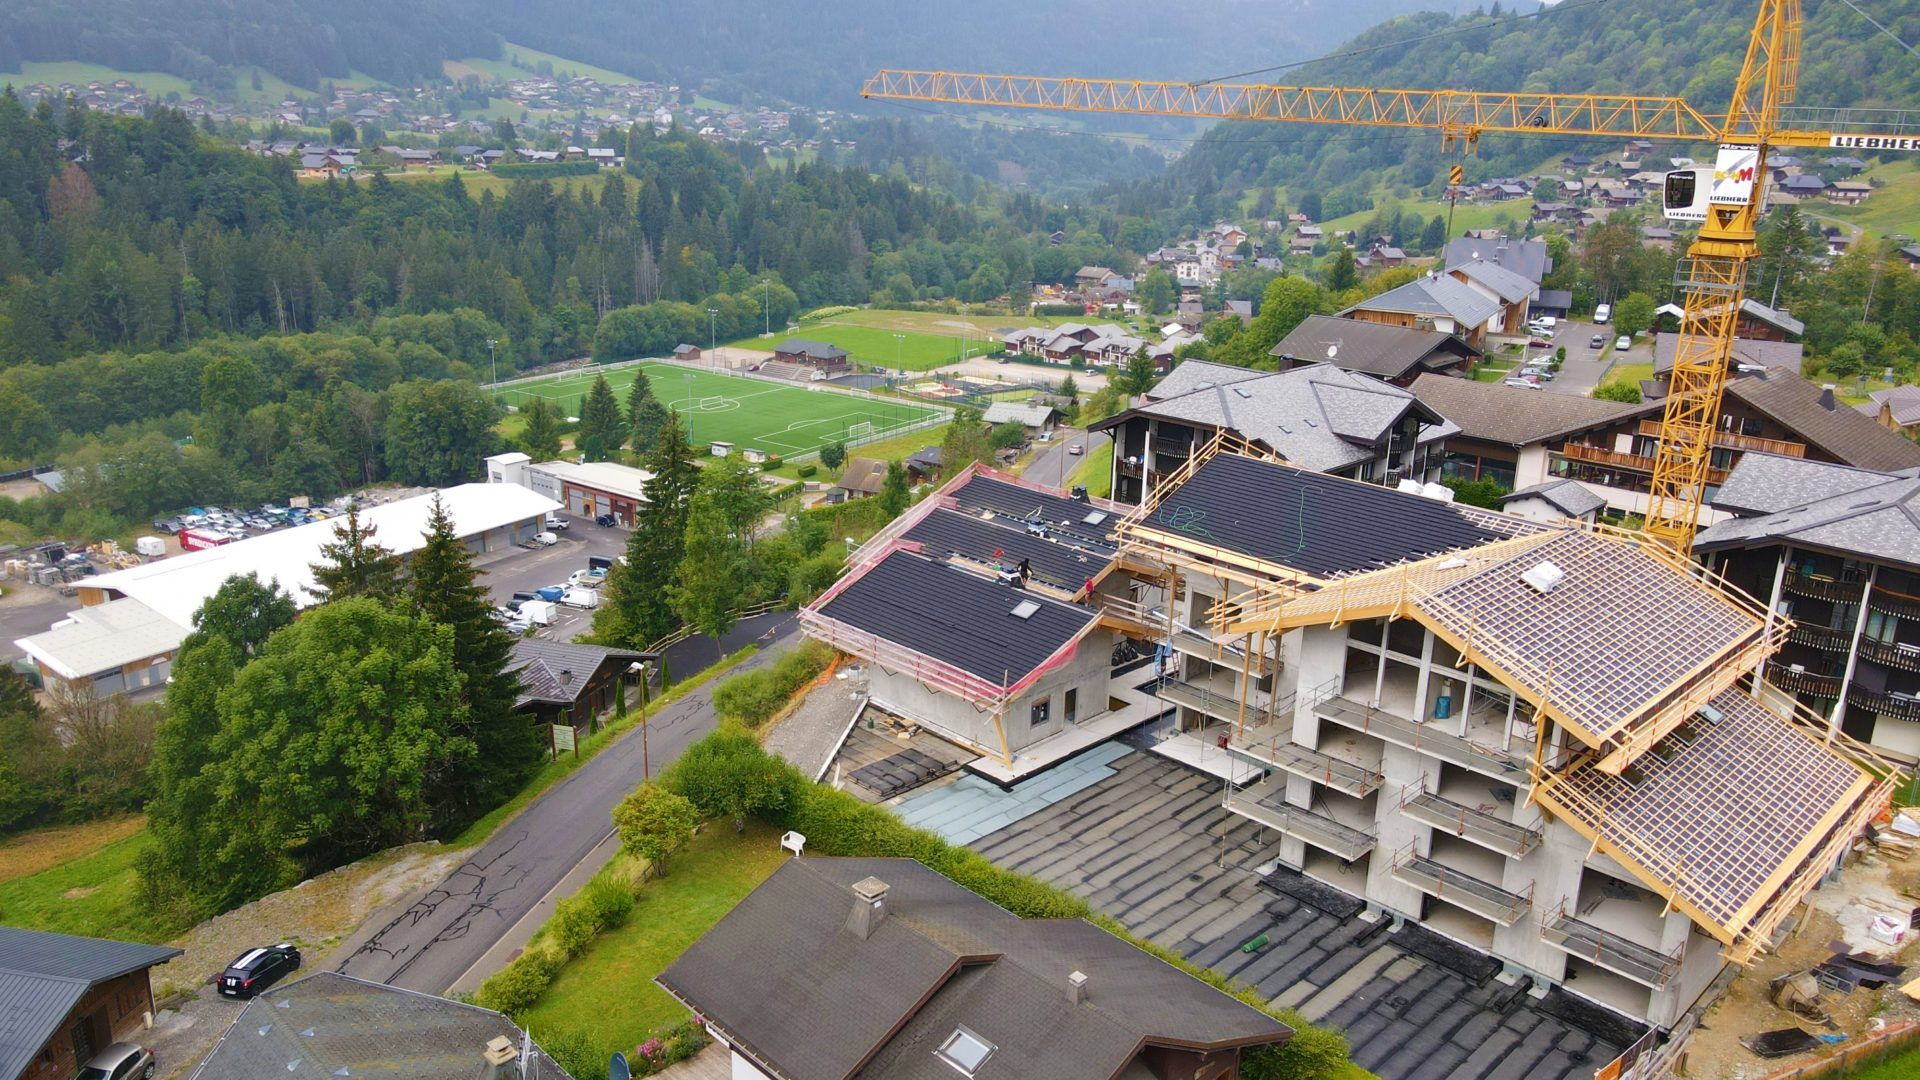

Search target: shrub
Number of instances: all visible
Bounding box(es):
[662,723,800,829]
[799,305,857,322]
[710,640,832,728]
[475,947,562,1015]
[490,160,600,179]
[582,874,636,928]
[548,894,601,957]
[629,1017,711,1077]
[540,1028,611,1080]
[612,783,699,873]
[797,464,817,478]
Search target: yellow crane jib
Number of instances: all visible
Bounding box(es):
[864,0,1920,553]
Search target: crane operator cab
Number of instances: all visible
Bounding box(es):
[1664,144,1765,224]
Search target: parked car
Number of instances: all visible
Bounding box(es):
[1590,334,1606,349]
[531,531,559,546]
[76,1043,153,1080]
[1614,335,1632,351]
[1068,443,1085,456]
[507,591,538,611]
[594,514,618,527]
[1503,377,1542,390]
[1594,303,1612,323]
[218,943,302,998]
[567,569,605,588]
[152,519,181,535]
[544,512,570,530]
[1527,337,1552,348]
[535,585,566,602]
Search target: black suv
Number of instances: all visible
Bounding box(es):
[217,943,301,998]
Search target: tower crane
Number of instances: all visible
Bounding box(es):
[863,0,1920,552]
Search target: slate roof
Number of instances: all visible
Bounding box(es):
[1098,363,1453,474]
[188,972,572,1080]
[1501,478,1606,518]
[1448,259,1537,305]
[507,639,650,707]
[1696,471,1920,567]
[1141,359,1265,401]
[813,549,1096,684]
[1725,373,1920,472]
[1136,452,1512,578]
[1652,333,1804,377]
[944,473,1121,546]
[1860,384,1920,427]
[657,858,1289,1080]
[1709,452,1906,517]
[1270,315,1479,380]
[0,928,181,1080]
[1441,236,1552,284]
[1410,372,1657,446]
[1343,275,1502,329]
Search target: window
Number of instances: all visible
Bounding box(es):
[1031,699,1050,727]
[1866,609,1898,645]
[936,1028,996,1076]
[1065,688,1078,724]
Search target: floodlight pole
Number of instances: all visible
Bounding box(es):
[707,306,719,360]
[684,371,696,446]
[487,337,497,387]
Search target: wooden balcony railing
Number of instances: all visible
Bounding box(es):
[1785,571,1867,603]
[1768,667,1844,697]
[1637,418,1806,458]
[1559,443,1728,485]
[1859,638,1920,675]
[1847,684,1920,723]
[1787,623,1855,653]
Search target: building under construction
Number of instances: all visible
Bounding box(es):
[799,441,1900,1031]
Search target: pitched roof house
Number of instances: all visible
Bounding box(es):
[0,927,181,1080]
[658,857,1291,1080]
[1269,314,1479,385]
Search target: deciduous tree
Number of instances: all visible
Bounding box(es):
[612,782,698,873]
[878,459,910,517]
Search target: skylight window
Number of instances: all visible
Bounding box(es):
[1010,600,1041,620]
[1082,510,1108,525]
[937,1028,996,1076]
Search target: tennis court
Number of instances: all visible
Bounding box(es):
[495,362,942,457]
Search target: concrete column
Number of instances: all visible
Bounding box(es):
[1755,546,1791,684]
[1412,628,1434,728]
[1832,562,1879,739]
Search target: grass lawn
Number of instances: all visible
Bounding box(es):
[445,42,643,86]
[818,308,1082,338]
[0,816,144,885]
[1318,195,1514,239]
[734,322,988,372]
[0,61,194,99]
[497,361,941,458]
[1071,439,1113,499]
[1600,361,1653,394]
[1833,1042,1920,1080]
[518,821,788,1047]
[1814,159,1920,241]
[0,827,186,943]
[1470,362,1519,383]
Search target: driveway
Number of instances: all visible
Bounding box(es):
[330,614,799,994]
[0,583,76,665]
[1024,430,1109,490]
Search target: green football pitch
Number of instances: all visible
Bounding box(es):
[494,362,942,457]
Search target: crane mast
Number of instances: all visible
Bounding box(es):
[864,0,1911,552]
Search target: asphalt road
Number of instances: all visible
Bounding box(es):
[1024,429,1109,490]
[331,613,799,994]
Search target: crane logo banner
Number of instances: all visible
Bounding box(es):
[1710,144,1760,205]
[1830,135,1920,151]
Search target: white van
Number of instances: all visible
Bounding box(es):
[1593,304,1612,324]
[1529,316,1557,331]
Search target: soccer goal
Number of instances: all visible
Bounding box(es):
[698,395,728,409]
[846,421,874,441]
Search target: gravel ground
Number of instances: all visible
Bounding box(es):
[147,842,468,1078]
[761,667,869,780]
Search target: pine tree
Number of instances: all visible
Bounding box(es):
[310,503,406,603]
[410,494,540,826]
[593,412,699,647]
[626,369,671,453]
[518,396,564,461]
[879,460,910,517]
[577,375,626,461]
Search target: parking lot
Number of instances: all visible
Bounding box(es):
[965,752,1642,1080]
[474,516,631,640]
[1512,317,1647,399]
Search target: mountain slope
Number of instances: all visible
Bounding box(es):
[1147,0,1920,221]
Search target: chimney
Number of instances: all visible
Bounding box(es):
[479,1035,522,1080]
[1068,970,1089,1006]
[559,668,573,686]
[1819,385,1838,412]
[847,876,889,940]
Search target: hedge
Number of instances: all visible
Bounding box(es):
[796,464,817,478]
[474,863,643,1015]
[799,305,858,322]
[711,640,833,727]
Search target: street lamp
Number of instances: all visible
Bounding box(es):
[706,306,719,359]
[628,661,652,778]
[486,337,497,387]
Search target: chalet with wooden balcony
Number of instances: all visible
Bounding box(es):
[1698,451,1920,762]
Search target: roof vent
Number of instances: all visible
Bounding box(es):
[559,668,573,686]
[1010,600,1041,620]
[848,876,890,940]
[1234,387,1254,399]
[1068,970,1090,1005]
[1521,561,1566,594]
[1819,386,1838,412]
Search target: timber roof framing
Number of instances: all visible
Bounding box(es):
[1233,527,1779,772]
[1531,687,1892,963]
